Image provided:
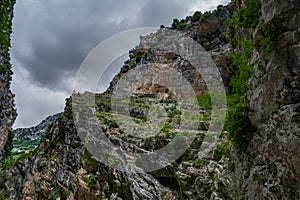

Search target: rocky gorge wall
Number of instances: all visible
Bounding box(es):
[0,1,17,160]
[0,0,299,199]
[0,4,236,199]
[235,0,300,198]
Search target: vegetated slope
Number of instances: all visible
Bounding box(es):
[0,0,299,199]
[0,0,17,162]
[13,113,62,141]
[225,0,300,198]
[12,113,62,156]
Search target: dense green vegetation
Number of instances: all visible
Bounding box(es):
[108,119,119,129]
[224,2,257,150]
[0,0,17,173]
[49,188,61,200]
[0,131,37,170]
[0,0,14,49]
[86,173,98,191]
[255,21,275,55]
[0,0,15,75]
[0,0,17,133]
[9,139,39,160]
[129,51,145,63]
[1,149,35,170]
[0,131,14,163]
[196,94,212,111]
[225,0,274,53]
[223,0,275,150]
[12,139,40,146]
[170,5,224,31]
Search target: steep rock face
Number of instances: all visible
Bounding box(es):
[1,1,299,200]
[187,5,234,51]
[1,5,236,200]
[0,104,82,199]
[0,1,17,158]
[232,0,300,199]
[105,5,235,95]
[16,99,178,200]
[261,0,300,33]
[19,104,85,199]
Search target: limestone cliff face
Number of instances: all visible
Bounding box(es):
[0,1,17,158]
[234,0,300,198]
[105,5,235,96]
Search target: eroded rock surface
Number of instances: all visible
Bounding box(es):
[0,1,299,199]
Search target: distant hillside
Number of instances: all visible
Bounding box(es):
[13,113,62,141]
[12,113,62,155]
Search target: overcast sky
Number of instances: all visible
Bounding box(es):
[11,0,230,128]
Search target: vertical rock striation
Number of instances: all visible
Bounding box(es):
[239,0,300,198]
[0,0,17,159]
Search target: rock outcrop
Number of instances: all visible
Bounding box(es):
[233,0,300,198]
[0,0,17,159]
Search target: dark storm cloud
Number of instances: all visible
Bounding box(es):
[12,1,123,92]
[12,0,194,93]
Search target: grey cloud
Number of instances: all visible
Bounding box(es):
[12,0,139,93]
[137,0,192,26]
[11,74,68,128]
[12,0,220,92]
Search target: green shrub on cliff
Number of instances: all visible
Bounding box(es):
[171,19,188,31]
[0,66,7,75]
[191,11,212,23]
[196,94,212,110]
[86,173,98,191]
[256,21,275,55]
[223,0,270,149]
[171,9,214,31]
[49,188,61,200]
[0,0,15,77]
[225,0,274,53]
[0,0,15,49]
[160,123,173,134]
[224,0,275,150]
[0,131,14,168]
[108,119,119,129]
